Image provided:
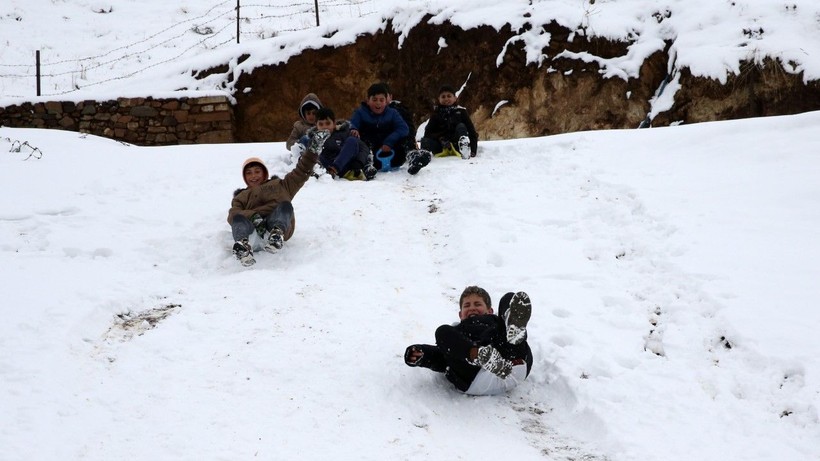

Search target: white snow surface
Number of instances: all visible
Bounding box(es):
[2,0,820,104]
[2,111,820,460]
[2,1,820,460]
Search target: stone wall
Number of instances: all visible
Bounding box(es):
[0,95,234,146]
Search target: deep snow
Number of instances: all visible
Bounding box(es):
[2,1,820,459]
[2,111,820,460]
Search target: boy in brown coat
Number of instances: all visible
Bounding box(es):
[286,93,323,151]
[228,130,329,266]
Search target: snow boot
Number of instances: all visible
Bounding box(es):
[503,291,531,345]
[263,226,284,253]
[476,345,513,378]
[307,129,330,154]
[407,149,432,175]
[364,163,378,180]
[233,239,255,266]
[458,136,471,159]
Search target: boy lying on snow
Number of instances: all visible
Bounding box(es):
[404,286,533,395]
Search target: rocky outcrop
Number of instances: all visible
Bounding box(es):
[232,20,820,143]
[3,20,818,146]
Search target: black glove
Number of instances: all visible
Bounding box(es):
[404,345,423,366]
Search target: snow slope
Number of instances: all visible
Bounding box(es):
[2,111,819,460]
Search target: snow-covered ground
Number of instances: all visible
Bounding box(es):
[2,110,819,460]
[2,1,820,460]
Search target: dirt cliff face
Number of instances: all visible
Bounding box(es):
[231,20,820,143]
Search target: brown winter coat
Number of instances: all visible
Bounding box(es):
[285,93,323,149]
[226,151,318,241]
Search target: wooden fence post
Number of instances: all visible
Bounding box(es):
[36,50,41,96]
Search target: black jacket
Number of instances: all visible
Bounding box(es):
[409,314,532,374]
[422,104,478,153]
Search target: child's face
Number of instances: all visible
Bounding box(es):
[304,109,317,124]
[459,294,493,320]
[243,165,266,187]
[438,91,457,106]
[367,94,388,114]
[316,118,335,132]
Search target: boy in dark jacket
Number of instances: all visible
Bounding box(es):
[228,130,329,266]
[419,85,479,161]
[404,287,533,395]
[314,108,371,181]
[383,83,434,176]
[349,83,410,178]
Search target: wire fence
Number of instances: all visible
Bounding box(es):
[2,136,44,160]
[0,0,378,98]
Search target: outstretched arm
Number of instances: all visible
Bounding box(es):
[404,344,447,372]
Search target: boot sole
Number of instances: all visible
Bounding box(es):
[505,291,531,344]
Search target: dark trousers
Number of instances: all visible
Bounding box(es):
[230,202,294,242]
[321,137,367,175]
[420,123,469,154]
[434,325,482,392]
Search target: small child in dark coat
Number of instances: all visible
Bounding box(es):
[314,108,371,181]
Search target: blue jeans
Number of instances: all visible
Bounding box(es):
[230,202,294,241]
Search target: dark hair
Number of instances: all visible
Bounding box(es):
[316,107,335,122]
[367,83,390,98]
[438,84,457,96]
[459,286,491,310]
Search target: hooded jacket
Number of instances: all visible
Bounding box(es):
[286,93,323,149]
[227,151,318,240]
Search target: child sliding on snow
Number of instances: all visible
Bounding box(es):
[404,287,533,395]
[227,130,329,266]
[314,107,372,181]
[412,85,479,175]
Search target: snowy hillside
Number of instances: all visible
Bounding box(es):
[2,111,819,460]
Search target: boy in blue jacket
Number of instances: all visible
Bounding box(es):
[349,83,410,178]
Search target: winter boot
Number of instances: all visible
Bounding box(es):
[364,163,378,180]
[458,136,471,159]
[307,129,331,154]
[233,239,255,267]
[476,345,513,378]
[263,226,284,253]
[342,169,366,181]
[503,291,531,345]
[407,149,432,175]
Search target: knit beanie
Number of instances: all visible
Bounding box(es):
[241,157,268,185]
